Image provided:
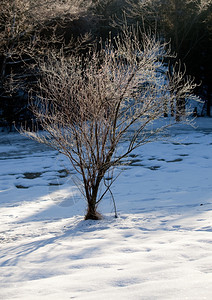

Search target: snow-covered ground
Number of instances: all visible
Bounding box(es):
[0,118,212,299]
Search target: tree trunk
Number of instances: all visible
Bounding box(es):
[176,97,185,122]
[84,201,102,220]
[207,84,211,117]
[84,182,102,220]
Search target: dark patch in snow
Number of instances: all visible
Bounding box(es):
[15,185,29,189]
[146,165,161,170]
[166,158,183,163]
[23,172,42,179]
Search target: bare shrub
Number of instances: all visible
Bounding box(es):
[21,26,197,220]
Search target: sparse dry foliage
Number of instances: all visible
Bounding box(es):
[127,0,212,115]
[22,27,197,220]
[0,0,93,127]
[0,0,91,83]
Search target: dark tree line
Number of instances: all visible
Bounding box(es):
[128,0,212,116]
[0,0,211,130]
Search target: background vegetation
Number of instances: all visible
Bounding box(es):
[0,0,211,130]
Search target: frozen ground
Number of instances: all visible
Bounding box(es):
[0,118,212,299]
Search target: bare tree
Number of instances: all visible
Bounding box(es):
[21,27,197,220]
[127,0,211,54]
[0,0,92,128]
[127,0,212,116]
[0,0,88,84]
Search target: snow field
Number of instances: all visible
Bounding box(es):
[0,118,212,299]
